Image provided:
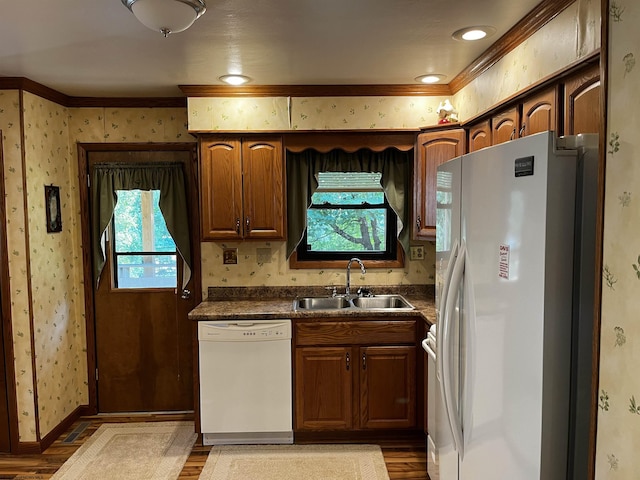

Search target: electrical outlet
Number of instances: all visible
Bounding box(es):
[410,245,425,260]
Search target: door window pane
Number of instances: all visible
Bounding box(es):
[112,190,177,289]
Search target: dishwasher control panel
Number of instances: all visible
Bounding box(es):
[198,319,292,342]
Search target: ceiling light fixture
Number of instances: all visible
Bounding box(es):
[122,0,207,37]
[452,26,496,42]
[415,74,446,84]
[219,74,252,86]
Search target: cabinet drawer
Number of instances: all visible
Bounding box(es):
[295,320,416,346]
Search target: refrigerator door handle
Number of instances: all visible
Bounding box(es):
[442,241,466,460]
[437,240,459,378]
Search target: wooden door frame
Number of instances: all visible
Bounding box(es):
[77,142,201,413]
[0,132,20,452]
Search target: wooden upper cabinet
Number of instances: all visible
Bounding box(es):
[491,107,520,145]
[521,87,557,137]
[241,138,285,239]
[564,63,601,136]
[199,135,284,240]
[468,120,491,152]
[413,128,466,240]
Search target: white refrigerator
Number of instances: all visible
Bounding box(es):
[431,131,597,480]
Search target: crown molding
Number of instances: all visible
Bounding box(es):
[178,84,452,98]
[449,0,575,94]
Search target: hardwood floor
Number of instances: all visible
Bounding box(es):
[0,414,428,479]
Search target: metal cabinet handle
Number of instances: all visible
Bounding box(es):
[245,216,250,232]
[416,216,422,231]
[362,352,367,370]
[519,124,526,137]
[346,352,350,371]
[510,128,516,141]
[235,218,241,234]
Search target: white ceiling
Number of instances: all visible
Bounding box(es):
[0,0,541,97]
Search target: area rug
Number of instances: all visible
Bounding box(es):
[51,421,196,480]
[199,444,390,480]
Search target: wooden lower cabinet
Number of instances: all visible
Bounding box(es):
[294,319,417,433]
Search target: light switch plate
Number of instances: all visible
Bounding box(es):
[410,245,425,261]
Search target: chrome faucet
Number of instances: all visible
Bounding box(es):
[345,257,366,296]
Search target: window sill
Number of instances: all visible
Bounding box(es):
[288,250,404,270]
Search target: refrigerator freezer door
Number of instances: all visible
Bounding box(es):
[457,132,576,480]
[434,155,462,480]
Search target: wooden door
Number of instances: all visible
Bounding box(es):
[564,64,601,135]
[242,137,285,239]
[94,255,193,412]
[522,87,557,137]
[491,107,520,145]
[89,151,197,413]
[359,346,416,429]
[413,129,466,240]
[295,347,353,430]
[468,120,491,152]
[200,138,243,240]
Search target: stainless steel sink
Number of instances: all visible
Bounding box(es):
[294,296,351,310]
[293,294,414,311]
[351,294,415,310]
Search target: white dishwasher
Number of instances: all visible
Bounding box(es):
[198,319,293,445]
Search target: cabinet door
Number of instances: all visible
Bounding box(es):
[359,346,416,429]
[564,64,601,135]
[413,129,466,240]
[521,87,557,137]
[468,120,491,152]
[295,347,353,430]
[491,107,519,145]
[242,137,285,239]
[200,138,243,240]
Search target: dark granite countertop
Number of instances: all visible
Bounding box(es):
[188,285,436,325]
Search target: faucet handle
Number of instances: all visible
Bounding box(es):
[324,286,338,297]
[357,287,373,297]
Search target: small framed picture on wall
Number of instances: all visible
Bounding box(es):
[45,185,62,233]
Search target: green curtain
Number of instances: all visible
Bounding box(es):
[91,162,192,290]
[286,148,411,258]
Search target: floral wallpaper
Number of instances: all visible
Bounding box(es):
[290,96,448,130]
[188,97,290,131]
[594,2,640,477]
[22,93,87,438]
[199,241,434,300]
[187,96,448,131]
[0,90,38,442]
[453,0,600,121]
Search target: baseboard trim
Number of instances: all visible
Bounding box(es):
[37,404,91,452]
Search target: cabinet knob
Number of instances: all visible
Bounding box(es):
[235,218,240,234]
[346,352,350,371]
[362,352,367,370]
[416,216,422,231]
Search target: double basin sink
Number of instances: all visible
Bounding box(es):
[293,294,415,312]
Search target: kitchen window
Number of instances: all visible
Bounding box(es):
[286,147,411,268]
[112,190,177,289]
[296,172,398,261]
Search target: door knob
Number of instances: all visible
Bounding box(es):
[181,289,191,299]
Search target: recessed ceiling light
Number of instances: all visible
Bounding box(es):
[219,74,251,86]
[415,74,446,84]
[452,26,496,41]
